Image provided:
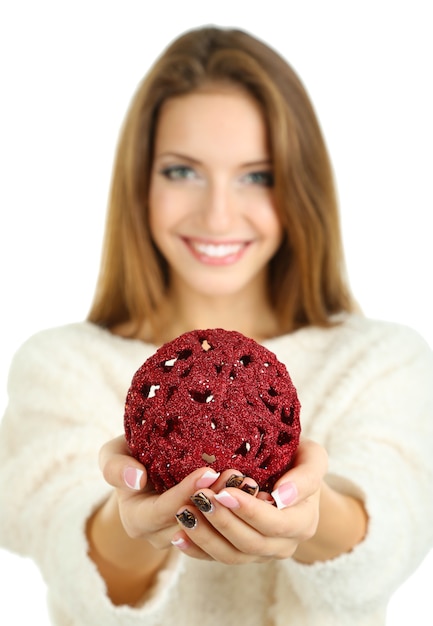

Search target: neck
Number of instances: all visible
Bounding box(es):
[152,287,280,345]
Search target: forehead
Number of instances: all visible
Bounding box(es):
[153,85,270,159]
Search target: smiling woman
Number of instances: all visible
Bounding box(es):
[87,27,354,344]
[1,19,433,626]
[147,86,283,339]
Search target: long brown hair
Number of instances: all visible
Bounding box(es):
[87,26,357,337]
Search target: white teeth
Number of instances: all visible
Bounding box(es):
[192,242,243,257]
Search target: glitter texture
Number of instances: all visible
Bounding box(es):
[124,328,301,493]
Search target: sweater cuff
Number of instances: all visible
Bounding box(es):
[44,477,184,625]
[135,548,182,610]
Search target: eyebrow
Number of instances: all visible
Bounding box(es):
[156,152,273,168]
[242,159,273,168]
[156,152,201,165]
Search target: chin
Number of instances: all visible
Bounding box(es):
[190,281,256,301]
[174,267,266,301]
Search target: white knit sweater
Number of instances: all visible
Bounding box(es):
[1,314,433,626]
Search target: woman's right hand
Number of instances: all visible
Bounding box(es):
[87,435,220,605]
[98,435,221,552]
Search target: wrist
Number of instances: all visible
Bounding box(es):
[293,480,368,564]
[86,491,170,605]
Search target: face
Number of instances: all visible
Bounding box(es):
[148,86,282,303]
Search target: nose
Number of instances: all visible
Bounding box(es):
[200,179,236,233]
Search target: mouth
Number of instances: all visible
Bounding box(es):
[183,238,250,265]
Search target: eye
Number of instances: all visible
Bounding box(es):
[243,170,274,187]
[160,165,197,180]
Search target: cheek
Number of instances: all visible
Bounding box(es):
[147,180,159,235]
[267,207,283,236]
[255,200,283,245]
[149,185,193,233]
[269,226,284,259]
[148,202,160,246]
[148,186,173,242]
[262,212,284,259]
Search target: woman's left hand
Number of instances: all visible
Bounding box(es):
[171,438,328,563]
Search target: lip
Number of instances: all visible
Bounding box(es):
[182,237,251,266]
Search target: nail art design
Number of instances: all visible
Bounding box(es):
[176,509,197,529]
[190,492,214,513]
[241,483,259,496]
[226,474,245,489]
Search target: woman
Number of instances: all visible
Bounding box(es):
[1,26,432,626]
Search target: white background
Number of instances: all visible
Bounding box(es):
[0,1,432,624]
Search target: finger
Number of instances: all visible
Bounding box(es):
[271,439,328,509]
[210,469,260,496]
[98,434,130,467]
[170,531,214,561]
[211,488,284,539]
[257,491,274,504]
[154,466,221,512]
[177,490,291,562]
[174,501,252,563]
[197,483,318,546]
[124,466,221,535]
[134,481,220,549]
[99,435,148,492]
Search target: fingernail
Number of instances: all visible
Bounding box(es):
[271,482,298,510]
[241,483,259,496]
[171,536,189,550]
[176,509,197,529]
[196,470,220,489]
[214,490,240,509]
[190,492,214,513]
[226,474,245,489]
[258,492,275,505]
[123,467,144,490]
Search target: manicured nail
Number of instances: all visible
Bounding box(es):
[123,467,144,490]
[214,490,240,509]
[176,509,197,529]
[226,474,245,489]
[171,536,189,550]
[190,492,214,513]
[241,483,259,496]
[271,482,298,510]
[196,470,220,489]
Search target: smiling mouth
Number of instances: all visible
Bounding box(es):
[184,238,249,264]
[192,241,245,257]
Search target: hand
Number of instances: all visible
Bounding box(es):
[171,439,328,564]
[90,435,223,605]
[98,435,221,551]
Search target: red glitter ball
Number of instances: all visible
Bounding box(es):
[124,328,301,493]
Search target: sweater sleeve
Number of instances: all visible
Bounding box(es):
[0,325,183,626]
[278,321,433,617]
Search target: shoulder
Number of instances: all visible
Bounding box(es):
[11,321,152,359]
[10,322,115,370]
[339,312,429,342]
[268,314,433,389]
[277,313,431,358]
[7,322,156,389]
[334,314,433,363]
[15,321,116,348]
